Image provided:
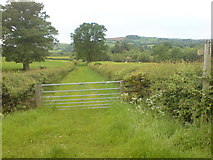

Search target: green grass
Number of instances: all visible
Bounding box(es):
[2,64,211,158]
[89,61,203,80]
[2,57,69,71]
[47,56,70,59]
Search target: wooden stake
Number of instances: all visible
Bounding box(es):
[120,80,125,94]
[35,85,41,107]
[202,40,212,95]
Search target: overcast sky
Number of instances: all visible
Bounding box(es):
[2,0,212,43]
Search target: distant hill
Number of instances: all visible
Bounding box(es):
[107,37,126,41]
[106,35,204,48]
[50,35,205,56]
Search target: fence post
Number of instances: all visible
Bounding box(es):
[120,80,125,94]
[202,40,212,95]
[35,85,41,107]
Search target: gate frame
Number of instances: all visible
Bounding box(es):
[35,80,124,108]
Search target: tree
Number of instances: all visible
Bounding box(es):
[2,1,58,70]
[169,47,183,61]
[152,42,171,61]
[111,41,122,53]
[71,22,107,63]
[111,41,131,53]
[137,51,152,62]
[182,47,199,62]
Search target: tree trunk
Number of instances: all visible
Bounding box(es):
[23,62,30,71]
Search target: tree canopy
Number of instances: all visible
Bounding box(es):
[71,22,107,63]
[2,1,58,70]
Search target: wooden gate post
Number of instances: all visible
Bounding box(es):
[120,80,125,94]
[35,85,42,107]
[202,40,212,95]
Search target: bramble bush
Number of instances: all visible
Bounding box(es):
[2,61,75,113]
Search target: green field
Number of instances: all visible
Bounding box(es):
[47,56,70,59]
[2,63,211,158]
[89,61,203,79]
[2,57,69,71]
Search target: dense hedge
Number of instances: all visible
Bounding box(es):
[2,61,75,113]
[89,62,212,123]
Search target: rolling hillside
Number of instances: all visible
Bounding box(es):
[106,35,204,47]
[49,35,204,56]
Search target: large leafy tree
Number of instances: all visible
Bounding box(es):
[71,22,107,63]
[2,0,58,70]
[152,42,172,61]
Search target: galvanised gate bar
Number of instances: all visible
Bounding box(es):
[37,81,124,110]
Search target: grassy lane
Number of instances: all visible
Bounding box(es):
[2,64,211,158]
[3,63,119,158]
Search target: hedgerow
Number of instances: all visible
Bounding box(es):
[2,61,75,113]
[89,62,212,122]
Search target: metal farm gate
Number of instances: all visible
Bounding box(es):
[35,81,123,110]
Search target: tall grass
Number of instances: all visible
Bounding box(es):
[102,103,211,158]
[2,102,211,158]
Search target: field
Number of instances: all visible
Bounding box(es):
[2,57,70,71]
[89,61,203,80]
[2,62,211,158]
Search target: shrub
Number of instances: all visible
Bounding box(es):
[89,61,212,123]
[122,72,152,102]
[2,61,75,113]
[146,69,211,122]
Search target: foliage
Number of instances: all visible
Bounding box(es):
[136,51,152,62]
[2,1,58,70]
[107,41,202,63]
[109,53,125,62]
[151,42,172,61]
[123,72,152,100]
[2,61,75,113]
[71,22,107,63]
[145,66,212,122]
[111,41,132,53]
[89,61,212,122]
[151,43,201,62]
